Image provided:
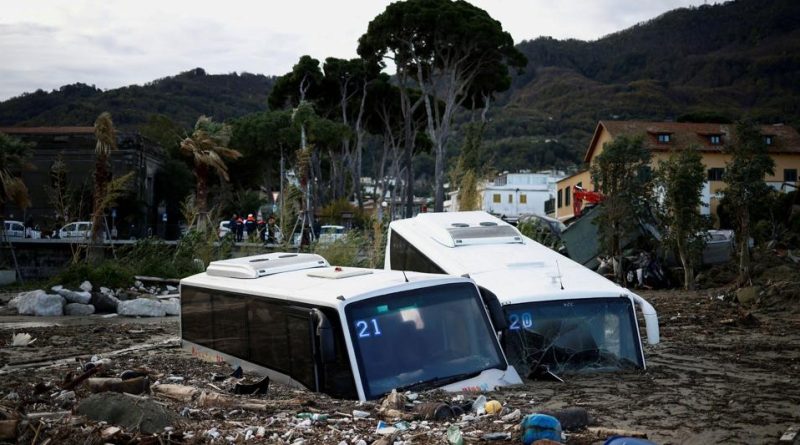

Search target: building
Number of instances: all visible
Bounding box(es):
[552,121,800,221]
[0,127,166,236]
[448,171,565,221]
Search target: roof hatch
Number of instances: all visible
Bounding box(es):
[432,223,523,247]
[206,253,329,279]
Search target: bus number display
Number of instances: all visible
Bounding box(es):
[355,319,382,338]
[508,312,533,331]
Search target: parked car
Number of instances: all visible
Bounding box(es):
[58,221,101,240]
[219,220,232,238]
[318,225,346,244]
[1,220,41,239]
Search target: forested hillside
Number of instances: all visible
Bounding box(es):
[1,0,798,173]
[484,0,800,170]
[0,68,276,129]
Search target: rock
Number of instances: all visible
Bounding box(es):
[539,407,591,431]
[162,298,180,316]
[736,286,761,306]
[76,392,175,435]
[134,280,144,288]
[117,299,166,317]
[56,289,92,304]
[79,280,93,292]
[16,291,64,316]
[7,295,21,309]
[51,285,63,293]
[91,292,120,313]
[166,285,177,292]
[65,303,96,316]
[99,287,114,296]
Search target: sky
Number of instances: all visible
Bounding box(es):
[1,0,710,101]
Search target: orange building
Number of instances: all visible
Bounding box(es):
[551,121,800,221]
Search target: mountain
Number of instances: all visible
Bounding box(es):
[0,68,276,129]
[1,0,798,172]
[483,0,800,171]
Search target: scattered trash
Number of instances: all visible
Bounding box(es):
[394,421,410,431]
[521,413,562,444]
[485,399,502,415]
[380,389,406,411]
[352,409,371,418]
[11,332,36,347]
[86,376,150,395]
[501,409,521,422]
[296,413,328,423]
[230,366,244,379]
[603,437,657,445]
[375,420,397,435]
[446,425,464,445]
[472,394,487,415]
[415,402,455,420]
[482,431,512,440]
[119,369,148,380]
[780,426,798,442]
[233,375,270,395]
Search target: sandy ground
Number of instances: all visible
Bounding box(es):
[0,288,798,444]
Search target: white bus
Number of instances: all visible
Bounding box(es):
[384,211,660,377]
[179,252,521,401]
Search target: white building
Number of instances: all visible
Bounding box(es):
[474,171,564,221]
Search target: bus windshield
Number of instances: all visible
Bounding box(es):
[345,282,505,400]
[504,297,644,376]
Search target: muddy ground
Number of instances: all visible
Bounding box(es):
[0,287,799,445]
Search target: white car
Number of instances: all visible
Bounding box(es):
[58,221,95,239]
[318,225,346,244]
[2,220,41,239]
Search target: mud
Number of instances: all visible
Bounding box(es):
[0,287,798,444]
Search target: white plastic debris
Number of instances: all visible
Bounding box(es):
[11,332,37,347]
[472,395,487,415]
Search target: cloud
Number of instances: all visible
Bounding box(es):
[0,0,708,101]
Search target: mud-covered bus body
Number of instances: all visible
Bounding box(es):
[179,252,521,401]
[384,212,660,378]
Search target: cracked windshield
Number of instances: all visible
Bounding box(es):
[345,283,505,400]
[504,297,643,376]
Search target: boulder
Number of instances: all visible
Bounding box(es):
[166,285,177,292]
[76,392,175,435]
[65,303,96,316]
[56,289,92,305]
[91,292,120,313]
[162,298,180,316]
[79,281,93,292]
[16,291,64,316]
[736,286,761,306]
[117,299,165,317]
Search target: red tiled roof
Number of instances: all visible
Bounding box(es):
[584,121,800,162]
[0,127,95,135]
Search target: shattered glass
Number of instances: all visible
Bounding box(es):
[503,297,643,377]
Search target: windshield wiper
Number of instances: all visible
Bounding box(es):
[394,370,484,393]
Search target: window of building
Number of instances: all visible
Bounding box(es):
[557,189,563,208]
[785,169,798,183]
[707,168,725,181]
[765,135,774,146]
[709,135,721,145]
[576,181,583,188]
[492,194,500,203]
[519,194,527,204]
[657,133,671,143]
[508,194,513,204]
[565,186,571,207]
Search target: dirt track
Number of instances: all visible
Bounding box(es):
[1,288,799,444]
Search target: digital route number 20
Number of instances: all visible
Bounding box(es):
[355,319,382,338]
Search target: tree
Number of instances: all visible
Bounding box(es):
[0,132,33,213]
[591,135,652,283]
[723,120,775,285]
[91,112,116,243]
[358,0,526,212]
[656,147,708,290]
[180,116,242,227]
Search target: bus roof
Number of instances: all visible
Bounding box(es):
[181,253,472,308]
[388,211,633,304]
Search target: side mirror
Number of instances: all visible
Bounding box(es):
[313,309,337,364]
[479,287,508,331]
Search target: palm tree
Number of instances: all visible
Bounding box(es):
[91,112,116,243]
[180,116,242,228]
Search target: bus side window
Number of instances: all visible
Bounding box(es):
[316,307,357,399]
[181,287,214,348]
[389,231,444,274]
[249,299,290,373]
[287,312,316,390]
[212,293,249,359]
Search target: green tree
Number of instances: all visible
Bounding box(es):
[0,132,33,213]
[180,116,242,227]
[591,135,652,283]
[358,0,526,212]
[91,112,116,243]
[656,147,708,290]
[722,120,775,285]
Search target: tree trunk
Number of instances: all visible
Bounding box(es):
[677,238,694,290]
[738,210,751,285]
[434,142,445,212]
[195,165,209,230]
